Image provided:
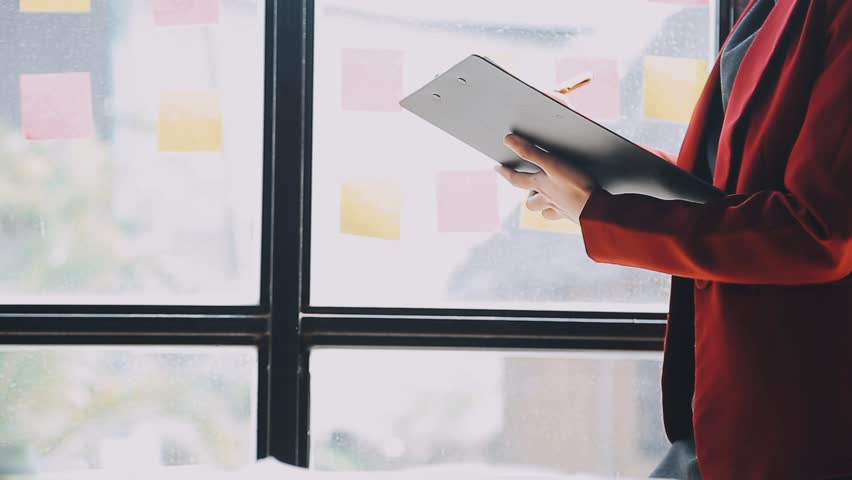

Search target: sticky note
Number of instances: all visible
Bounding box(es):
[152,0,219,26]
[20,72,95,141]
[520,203,580,234]
[436,171,501,233]
[556,58,621,122]
[158,91,223,152]
[340,178,401,240]
[20,0,90,12]
[644,56,708,123]
[341,49,404,112]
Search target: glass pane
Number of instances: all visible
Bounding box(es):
[311,1,719,310]
[0,346,256,474]
[310,348,667,477]
[0,1,265,305]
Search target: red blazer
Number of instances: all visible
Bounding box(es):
[580,1,852,478]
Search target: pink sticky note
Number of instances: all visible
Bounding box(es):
[19,72,95,141]
[436,171,501,233]
[153,0,219,26]
[556,58,621,122]
[341,49,404,112]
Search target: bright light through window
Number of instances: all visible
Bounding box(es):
[0,1,265,305]
[310,0,718,311]
[310,348,667,477]
[0,346,257,474]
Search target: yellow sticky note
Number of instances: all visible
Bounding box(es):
[340,178,401,240]
[20,0,90,12]
[520,203,580,234]
[643,56,708,123]
[158,91,223,152]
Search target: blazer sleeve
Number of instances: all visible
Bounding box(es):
[579,8,852,286]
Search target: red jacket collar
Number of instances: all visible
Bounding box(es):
[678,0,798,190]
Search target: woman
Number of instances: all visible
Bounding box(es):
[496,0,851,478]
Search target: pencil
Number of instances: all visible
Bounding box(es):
[556,71,594,94]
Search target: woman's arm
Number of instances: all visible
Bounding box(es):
[498,5,851,285]
[580,12,852,285]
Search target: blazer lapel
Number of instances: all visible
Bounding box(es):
[714,0,799,191]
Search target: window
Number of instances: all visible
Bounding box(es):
[310,349,666,477]
[1,0,270,473]
[0,0,265,305]
[310,0,719,311]
[1,0,735,476]
[0,346,256,474]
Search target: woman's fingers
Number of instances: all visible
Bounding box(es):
[503,134,559,174]
[504,134,598,191]
[541,208,562,221]
[496,133,597,225]
[526,192,551,212]
[495,165,543,190]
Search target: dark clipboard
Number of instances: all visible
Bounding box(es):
[400,54,723,203]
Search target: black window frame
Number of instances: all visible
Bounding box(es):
[0,0,737,469]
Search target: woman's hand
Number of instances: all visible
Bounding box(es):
[496,134,598,225]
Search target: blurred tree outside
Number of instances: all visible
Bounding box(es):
[0,347,256,474]
[0,121,156,298]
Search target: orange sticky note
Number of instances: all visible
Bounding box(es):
[436,171,500,233]
[20,0,91,12]
[520,203,580,234]
[152,0,219,26]
[340,178,401,240]
[341,49,404,112]
[158,91,223,152]
[556,58,621,122]
[643,56,708,123]
[20,72,95,140]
